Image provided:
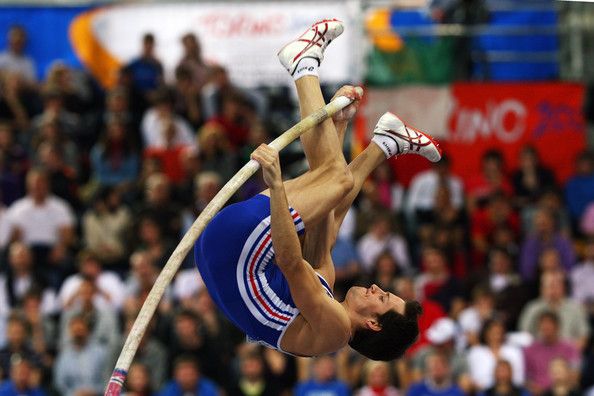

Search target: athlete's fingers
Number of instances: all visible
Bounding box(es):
[331,85,363,102]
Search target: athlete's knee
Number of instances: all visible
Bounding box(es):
[324,160,353,196]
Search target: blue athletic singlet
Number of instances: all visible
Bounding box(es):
[195,194,334,352]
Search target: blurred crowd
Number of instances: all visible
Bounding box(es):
[1,23,594,396]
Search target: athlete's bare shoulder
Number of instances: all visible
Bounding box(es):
[280,296,351,356]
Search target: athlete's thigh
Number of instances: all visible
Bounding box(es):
[260,167,343,228]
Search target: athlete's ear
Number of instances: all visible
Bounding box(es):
[365,318,382,332]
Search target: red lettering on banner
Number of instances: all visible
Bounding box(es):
[197,13,286,37]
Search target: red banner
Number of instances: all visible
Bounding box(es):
[356,83,586,186]
[446,83,585,184]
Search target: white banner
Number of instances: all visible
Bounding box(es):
[364,86,453,139]
[83,1,362,87]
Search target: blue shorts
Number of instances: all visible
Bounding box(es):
[195,194,333,351]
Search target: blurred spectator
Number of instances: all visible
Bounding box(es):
[565,151,594,224]
[89,118,140,189]
[135,216,174,268]
[415,247,461,313]
[197,122,236,182]
[0,356,46,396]
[123,33,163,99]
[466,149,512,211]
[512,145,556,207]
[0,313,42,381]
[466,318,525,391]
[228,350,281,396]
[123,362,154,396]
[0,71,38,133]
[173,146,201,207]
[124,251,172,316]
[54,314,107,396]
[20,290,55,368]
[200,65,239,120]
[542,358,580,396]
[407,352,465,396]
[519,271,589,349]
[177,33,210,92]
[581,201,594,237]
[0,123,28,206]
[82,187,132,267]
[206,90,254,150]
[43,61,91,115]
[172,268,203,308]
[520,208,575,281]
[406,154,464,223]
[103,87,134,132]
[411,318,470,390]
[137,172,181,239]
[181,171,222,236]
[173,65,203,130]
[570,239,594,304]
[59,278,120,351]
[0,242,55,316]
[0,26,36,83]
[416,184,467,277]
[35,142,78,207]
[357,216,410,273]
[368,253,401,293]
[294,356,350,396]
[395,277,445,356]
[477,359,530,396]
[168,309,224,385]
[140,87,195,151]
[356,361,399,396]
[30,89,80,141]
[471,192,519,268]
[30,113,78,173]
[369,163,404,212]
[4,169,76,287]
[59,250,125,311]
[458,287,495,347]
[522,190,572,239]
[524,311,580,395]
[158,355,218,396]
[471,248,530,330]
[109,314,167,391]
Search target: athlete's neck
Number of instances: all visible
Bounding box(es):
[339,300,356,340]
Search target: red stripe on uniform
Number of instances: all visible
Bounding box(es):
[248,233,292,322]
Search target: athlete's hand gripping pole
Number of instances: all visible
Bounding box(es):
[104,90,361,396]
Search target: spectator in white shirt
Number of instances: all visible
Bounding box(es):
[406,154,464,222]
[570,238,594,304]
[357,216,410,273]
[59,250,126,312]
[466,318,525,391]
[140,87,195,150]
[0,26,36,83]
[4,169,76,287]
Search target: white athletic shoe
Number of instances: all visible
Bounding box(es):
[373,112,442,162]
[278,18,344,75]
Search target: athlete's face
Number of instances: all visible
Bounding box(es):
[346,284,405,319]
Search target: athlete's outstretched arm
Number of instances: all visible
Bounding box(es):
[251,145,330,318]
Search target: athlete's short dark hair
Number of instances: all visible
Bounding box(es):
[349,300,422,361]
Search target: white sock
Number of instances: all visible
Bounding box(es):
[371,133,399,159]
[293,57,319,80]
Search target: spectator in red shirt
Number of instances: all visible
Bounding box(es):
[471,193,519,270]
[466,149,513,212]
